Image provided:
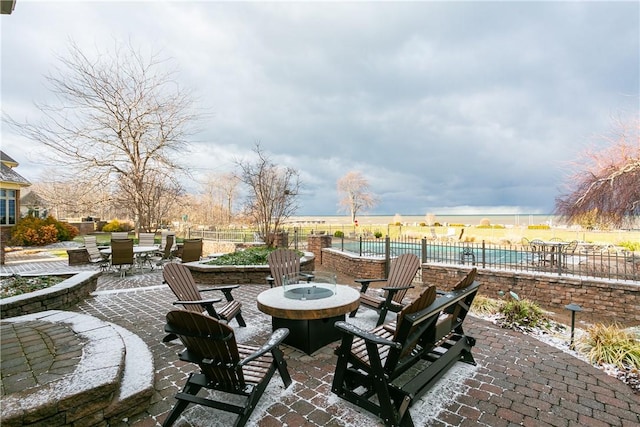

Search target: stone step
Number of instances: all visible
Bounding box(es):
[0,310,153,426]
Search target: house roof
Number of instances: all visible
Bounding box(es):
[1,150,18,167]
[0,150,31,188]
[20,190,47,207]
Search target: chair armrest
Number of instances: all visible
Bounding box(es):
[380,285,414,293]
[334,321,401,349]
[201,285,240,302]
[172,298,222,307]
[354,278,387,293]
[239,328,290,366]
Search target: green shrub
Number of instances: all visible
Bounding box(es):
[102,219,132,232]
[334,230,344,238]
[10,215,79,246]
[419,222,426,227]
[205,246,305,266]
[374,230,383,238]
[496,291,550,331]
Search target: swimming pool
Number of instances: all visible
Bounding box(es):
[331,240,531,267]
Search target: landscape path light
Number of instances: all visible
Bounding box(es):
[564,303,583,350]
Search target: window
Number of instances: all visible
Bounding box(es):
[0,189,17,225]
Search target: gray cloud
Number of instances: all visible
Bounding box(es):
[2,1,638,216]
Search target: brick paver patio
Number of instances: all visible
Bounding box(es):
[1,251,639,426]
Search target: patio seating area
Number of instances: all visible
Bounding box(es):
[1,251,638,426]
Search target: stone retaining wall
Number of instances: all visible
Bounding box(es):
[320,248,385,279]
[185,252,315,285]
[318,248,640,326]
[421,264,640,326]
[0,271,101,319]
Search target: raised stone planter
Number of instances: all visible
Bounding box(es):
[185,252,315,285]
[0,271,101,319]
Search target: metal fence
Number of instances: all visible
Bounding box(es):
[188,229,639,282]
[331,236,640,283]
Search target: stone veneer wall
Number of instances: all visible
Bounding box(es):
[424,264,640,326]
[186,252,315,285]
[320,248,386,279]
[318,248,640,326]
[0,271,101,319]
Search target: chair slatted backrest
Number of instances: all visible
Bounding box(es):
[111,232,129,240]
[435,268,478,341]
[161,234,175,260]
[84,236,102,261]
[111,238,134,266]
[386,253,421,305]
[138,232,155,246]
[267,249,301,287]
[165,310,244,388]
[181,239,203,263]
[163,263,203,314]
[393,285,437,353]
[160,231,176,250]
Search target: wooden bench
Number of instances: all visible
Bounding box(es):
[331,270,480,427]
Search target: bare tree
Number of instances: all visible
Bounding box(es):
[555,117,640,229]
[236,144,301,247]
[200,172,240,226]
[337,171,378,223]
[5,40,197,232]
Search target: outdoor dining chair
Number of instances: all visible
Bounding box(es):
[83,235,110,271]
[179,238,203,263]
[151,234,175,268]
[136,232,157,270]
[110,238,134,277]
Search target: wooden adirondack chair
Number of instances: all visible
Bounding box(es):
[266,248,313,287]
[332,269,480,427]
[349,253,422,326]
[163,310,292,427]
[162,263,246,342]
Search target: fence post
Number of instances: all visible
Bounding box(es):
[294,227,298,250]
[385,236,391,277]
[481,240,486,268]
[359,236,363,256]
[421,238,427,263]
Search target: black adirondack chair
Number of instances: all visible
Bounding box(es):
[333,268,480,426]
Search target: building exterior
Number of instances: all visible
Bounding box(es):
[1,151,32,263]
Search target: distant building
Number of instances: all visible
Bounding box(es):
[20,190,49,219]
[1,150,31,263]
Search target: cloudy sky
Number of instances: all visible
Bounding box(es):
[2,1,638,216]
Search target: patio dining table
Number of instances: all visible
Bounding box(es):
[100,245,159,271]
[535,241,569,268]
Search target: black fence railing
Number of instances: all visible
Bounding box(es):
[189,229,639,282]
[331,236,639,282]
